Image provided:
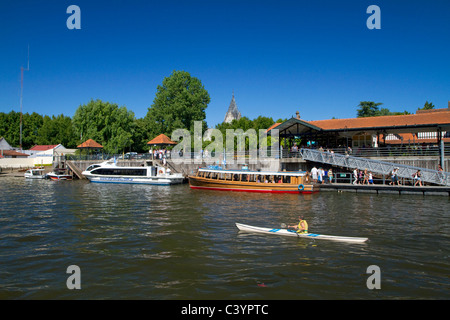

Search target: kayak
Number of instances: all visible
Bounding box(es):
[235,223,368,243]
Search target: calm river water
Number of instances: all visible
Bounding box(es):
[0,177,449,300]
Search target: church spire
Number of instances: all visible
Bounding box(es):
[224,91,242,123]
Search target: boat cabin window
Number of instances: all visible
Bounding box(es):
[86,164,101,171]
[92,168,147,176]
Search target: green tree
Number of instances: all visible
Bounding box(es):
[213,116,277,150]
[37,114,78,148]
[144,70,210,140]
[356,101,383,117]
[419,101,435,110]
[72,99,136,153]
[357,101,412,117]
[0,111,45,149]
[131,118,150,152]
[0,111,21,147]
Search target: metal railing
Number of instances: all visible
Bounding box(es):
[283,146,449,159]
[300,148,450,186]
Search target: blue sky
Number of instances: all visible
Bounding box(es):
[1,0,449,127]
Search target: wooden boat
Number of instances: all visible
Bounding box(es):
[188,166,318,194]
[236,223,368,243]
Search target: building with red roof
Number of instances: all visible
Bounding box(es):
[267,104,450,149]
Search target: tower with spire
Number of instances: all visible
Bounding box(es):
[224,92,242,123]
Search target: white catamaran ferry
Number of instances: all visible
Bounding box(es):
[82,159,184,185]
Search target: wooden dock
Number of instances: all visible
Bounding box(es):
[319,183,450,196]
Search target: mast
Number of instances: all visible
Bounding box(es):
[19,45,30,151]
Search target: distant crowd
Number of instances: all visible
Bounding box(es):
[308,165,428,187]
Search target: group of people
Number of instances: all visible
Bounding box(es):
[389,167,423,187]
[150,148,169,160]
[310,166,334,184]
[353,168,374,185]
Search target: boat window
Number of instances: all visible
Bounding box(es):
[92,168,147,176]
[86,164,101,171]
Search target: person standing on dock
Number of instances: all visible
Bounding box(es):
[311,166,318,183]
[368,172,374,184]
[390,168,400,185]
[413,170,423,186]
[353,168,358,185]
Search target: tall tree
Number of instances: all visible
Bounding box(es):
[72,99,136,153]
[144,70,210,139]
[37,114,78,148]
[0,111,21,147]
[356,101,383,117]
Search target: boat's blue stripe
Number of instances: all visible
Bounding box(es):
[306,234,320,237]
[269,229,280,232]
[90,181,171,185]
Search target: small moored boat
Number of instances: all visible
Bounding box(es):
[47,168,73,181]
[24,167,46,179]
[236,223,368,243]
[189,166,318,193]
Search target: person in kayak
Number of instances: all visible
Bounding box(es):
[288,216,308,234]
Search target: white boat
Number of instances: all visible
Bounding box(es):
[236,223,368,243]
[82,159,184,185]
[24,167,46,179]
[47,172,73,181]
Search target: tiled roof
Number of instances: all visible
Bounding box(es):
[1,150,29,157]
[266,122,282,132]
[147,134,177,145]
[29,144,58,151]
[77,139,103,148]
[307,111,450,131]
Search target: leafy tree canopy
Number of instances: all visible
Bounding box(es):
[72,99,136,153]
[419,101,435,110]
[144,70,210,140]
[356,101,383,117]
[357,101,411,117]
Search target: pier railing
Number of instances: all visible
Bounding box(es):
[299,148,450,186]
[282,145,449,159]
